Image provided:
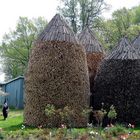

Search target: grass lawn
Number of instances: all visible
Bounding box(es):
[0,109,43,139]
[0,108,140,139]
[0,109,88,139]
[0,109,23,131]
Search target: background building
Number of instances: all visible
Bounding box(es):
[0,76,24,109]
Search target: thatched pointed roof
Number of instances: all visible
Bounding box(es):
[38,14,78,43]
[78,26,104,53]
[106,37,139,60]
[133,34,140,51]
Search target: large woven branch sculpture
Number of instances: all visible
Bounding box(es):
[24,14,90,127]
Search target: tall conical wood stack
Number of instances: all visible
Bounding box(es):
[24,14,90,127]
[78,27,105,93]
[92,37,140,123]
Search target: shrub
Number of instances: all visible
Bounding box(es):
[107,105,117,124]
[45,104,76,128]
[93,108,107,127]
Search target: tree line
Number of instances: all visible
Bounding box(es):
[1,0,140,80]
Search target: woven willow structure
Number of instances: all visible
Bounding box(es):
[92,38,140,123]
[78,27,105,93]
[24,14,90,127]
[133,34,140,55]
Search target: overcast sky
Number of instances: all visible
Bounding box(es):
[0,0,140,81]
[0,0,140,41]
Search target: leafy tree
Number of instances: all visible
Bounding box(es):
[0,17,47,80]
[79,0,107,30]
[112,8,132,38]
[97,6,140,50]
[59,2,140,51]
[94,18,118,50]
[132,5,140,24]
[58,0,78,33]
[58,0,108,32]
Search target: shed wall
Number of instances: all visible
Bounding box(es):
[0,77,24,109]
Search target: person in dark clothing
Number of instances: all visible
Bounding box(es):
[2,101,9,120]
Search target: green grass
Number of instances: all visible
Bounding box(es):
[0,109,23,131]
[0,109,94,139]
[0,109,140,139]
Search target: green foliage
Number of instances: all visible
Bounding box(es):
[0,133,4,139]
[98,8,132,50]
[58,0,108,32]
[82,107,93,118]
[104,124,128,138]
[112,8,132,35]
[107,105,117,123]
[59,106,74,125]
[45,104,75,127]
[0,108,140,139]
[98,6,140,50]
[132,5,140,24]
[45,104,56,117]
[0,17,47,80]
[91,6,140,51]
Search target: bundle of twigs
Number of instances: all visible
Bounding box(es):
[78,27,105,92]
[24,14,90,127]
[92,38,140,123]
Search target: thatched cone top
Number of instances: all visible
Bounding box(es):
[78,26,105,53]
[133,34,140,54]
[106,37,139,60]
[38,14,78,44]
[24,14,90,127]
[133,34,140,49]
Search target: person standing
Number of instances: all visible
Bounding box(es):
[2,100,9,120]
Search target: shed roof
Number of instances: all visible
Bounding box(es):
[37,14,78,44]
[106,37,139,60]
[78,26,104,53]
[0,76,24,85]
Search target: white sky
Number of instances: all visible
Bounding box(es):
[0,0,140,40]
[0,0,140,82]
[104,0,140,18]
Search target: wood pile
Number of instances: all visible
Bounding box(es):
[78,27,105,93]
[91,37,140,123]
[24,14,90,127]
